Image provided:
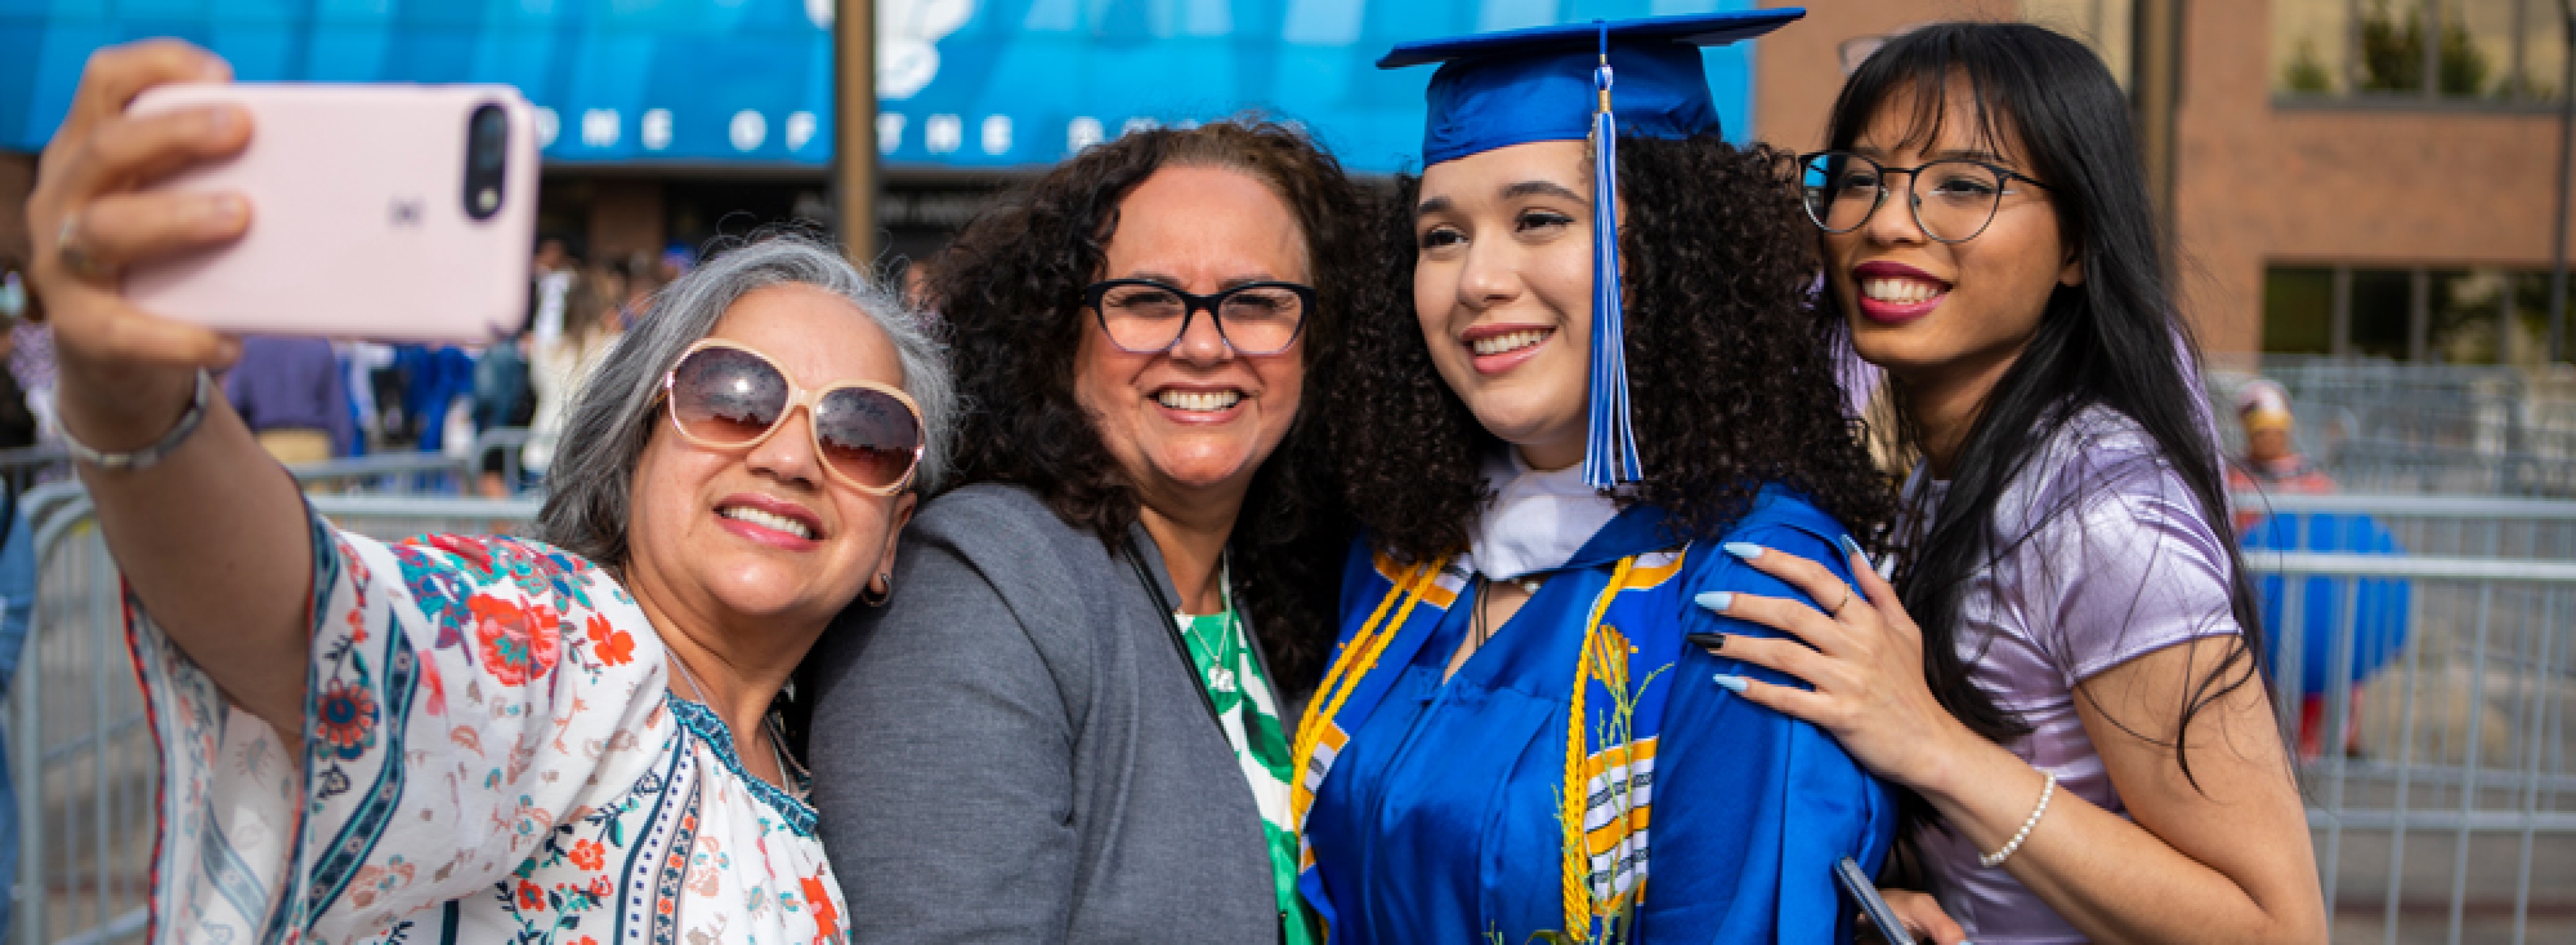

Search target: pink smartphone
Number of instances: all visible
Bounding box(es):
[123,83,538,342]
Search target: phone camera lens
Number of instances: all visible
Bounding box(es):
[463,103,509,221]
[472,109,506,170]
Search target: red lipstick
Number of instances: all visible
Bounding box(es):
[1849,260,1953,326]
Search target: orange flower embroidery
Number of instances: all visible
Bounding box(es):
[470,594,562,687]
[315,678,379,759]
[804,875,842,942]
[516,879,544,910]
[585,614,635,667]
[568,838,605,871]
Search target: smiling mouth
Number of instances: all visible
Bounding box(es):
[1155,390,1243,412]
[718,504,817,541]
[1470,328,1552,357]
[1861,276,1949,305]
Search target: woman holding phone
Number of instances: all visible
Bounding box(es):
[22,42,953,943]
[1693,23,2326,944]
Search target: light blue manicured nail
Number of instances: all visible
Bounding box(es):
[1695,590,1734,612]
[1721,541,1765,561]
[1837,534,1866,559]
[1711,674,1750,693]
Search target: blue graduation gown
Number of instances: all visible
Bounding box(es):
[1297,487,1895,944]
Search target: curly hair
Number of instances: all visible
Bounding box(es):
[1332,135,1892,559]
[925,119,1380,694]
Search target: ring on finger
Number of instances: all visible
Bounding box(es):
[55,215,116,281]
[1830,586,1854,618]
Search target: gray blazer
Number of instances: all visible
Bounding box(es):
[804,483,1283,943]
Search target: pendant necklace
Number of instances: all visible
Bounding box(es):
[1181,553,1238,667]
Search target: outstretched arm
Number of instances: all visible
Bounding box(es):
[23,41,313,732]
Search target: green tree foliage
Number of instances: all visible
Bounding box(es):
[2284,38,2336,93]
[2355,1,2491,95]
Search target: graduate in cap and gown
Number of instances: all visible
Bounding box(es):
[1299,10,1899,944]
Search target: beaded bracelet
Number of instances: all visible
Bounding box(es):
[1979,771,2056,869]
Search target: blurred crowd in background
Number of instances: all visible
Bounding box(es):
[0,242,676,496]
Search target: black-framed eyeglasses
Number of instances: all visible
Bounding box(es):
[1798,151,2052,243]
[1081,278,1313,356]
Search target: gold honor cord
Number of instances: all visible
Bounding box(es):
[1293,552,1654,940]
[1291,559,1445,832]
[1560,553,1638,938]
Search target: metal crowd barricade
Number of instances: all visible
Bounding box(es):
[2216,358,2576,499]
[7,488,538,945]
[2255,547,2576,944]
[0,448,72,500]
[2234,493,2576,561]
[4,487,2573,944]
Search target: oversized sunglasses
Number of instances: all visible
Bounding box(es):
[660,339,926,495]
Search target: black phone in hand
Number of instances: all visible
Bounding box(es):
[1836,856,1922,945]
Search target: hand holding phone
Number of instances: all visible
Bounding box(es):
[1837,856,1923,945]
[121,82,537,342]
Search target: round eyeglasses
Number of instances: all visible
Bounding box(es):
[1799,151,2052,244]
[1082,279,1312,356]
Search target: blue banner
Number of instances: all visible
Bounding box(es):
[0,0,1760,174]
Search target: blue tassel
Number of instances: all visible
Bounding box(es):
[1584,26,1644,489]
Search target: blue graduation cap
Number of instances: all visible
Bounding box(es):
[1379,9,1804,488]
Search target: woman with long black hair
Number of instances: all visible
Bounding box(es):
[1695,22,2326,944]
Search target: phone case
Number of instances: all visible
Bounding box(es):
[123,83,538,343]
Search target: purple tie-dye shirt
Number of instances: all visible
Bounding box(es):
[1904,404,2243,944]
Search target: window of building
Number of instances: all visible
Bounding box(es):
[2272,0,2565,101]
[2349,268,2416,358]
[2264,267,2337,354]
[2021,0,2135,87]
[2264,264,2573,364]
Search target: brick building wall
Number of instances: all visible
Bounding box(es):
[2174,0,2568,360]
[1752,0,2023,152]
[1753,0,2572,361]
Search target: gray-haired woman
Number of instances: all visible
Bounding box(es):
[19,42,951,943]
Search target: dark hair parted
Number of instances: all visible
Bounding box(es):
[1332,134,1893,562]
[925,119,1377,694]
[1823,23,2271,799]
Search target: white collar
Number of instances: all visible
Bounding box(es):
[1466,449,1621,581]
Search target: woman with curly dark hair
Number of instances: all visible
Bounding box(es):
[802,120,1369,943]
[1289,12,1898,944]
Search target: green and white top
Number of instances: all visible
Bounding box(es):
[1176,586,1319,945]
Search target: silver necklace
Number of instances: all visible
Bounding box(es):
[667,647,713,704]
[1179,553,1238,664]
[1473,573,1544,650]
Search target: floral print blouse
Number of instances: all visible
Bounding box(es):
[127,511,849,944]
